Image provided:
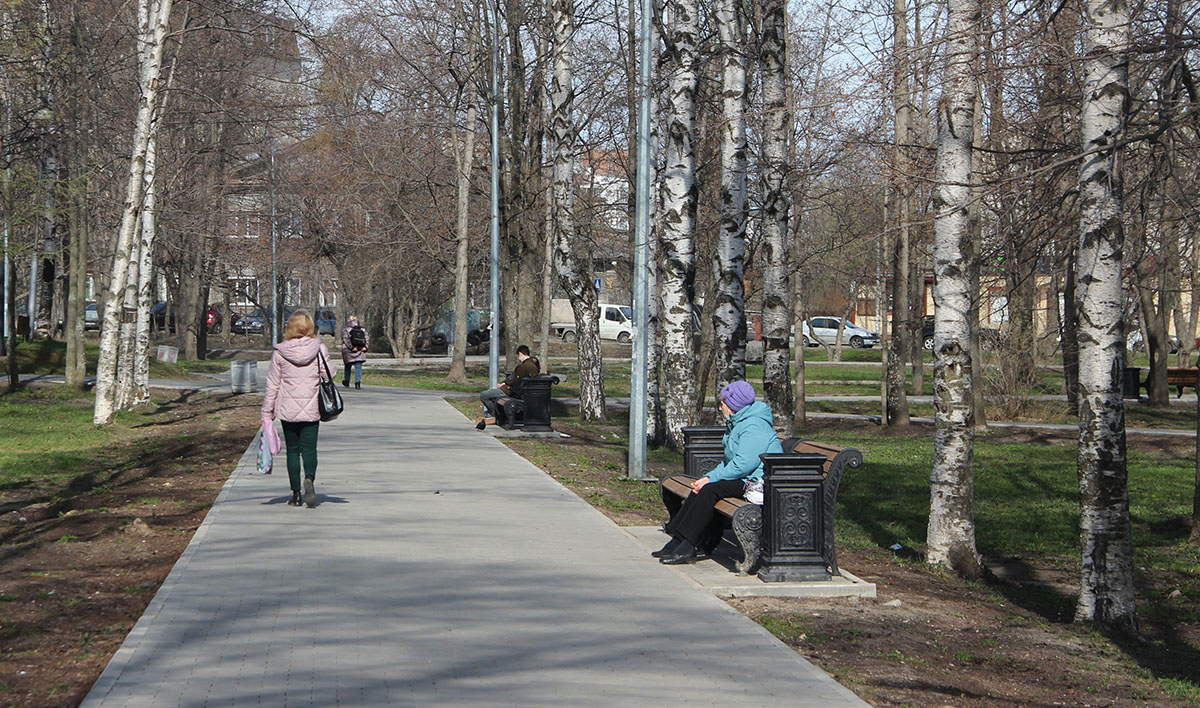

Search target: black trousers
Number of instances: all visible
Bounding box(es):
[665,478,746,547]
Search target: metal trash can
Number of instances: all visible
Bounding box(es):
[519,376,555,432]
[1121,366,1142,399]
[230,359,259,394]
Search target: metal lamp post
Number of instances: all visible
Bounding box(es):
[269,140,278,344]
[626,0,654,480]
[488,0,501,388]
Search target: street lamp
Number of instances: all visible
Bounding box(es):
[487,0,500,388]
[626,0,654,480]
[269,140,278,344]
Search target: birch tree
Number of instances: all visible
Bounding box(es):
[94,0,173,426]
[759,0,792,429]
[550,0,606,420]
[1074,0,1137,636]
[926,0,984,579]
[131,108,165,403]
[658,0,699,447]
[712,0,748,392]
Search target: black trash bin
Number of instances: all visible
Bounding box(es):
[1122,366,1143,399]
[519,376,556,432]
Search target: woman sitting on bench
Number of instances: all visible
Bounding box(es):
[654,380,783,565]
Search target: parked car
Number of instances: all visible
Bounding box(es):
[84,303,99,331]
[1126,329,1179,354]
[231,307,267,334]
[312,309,337,336]
[206,304,223,334]
[151,302,175,334]
[921,315,1003,350]
[802,317,879,349]
[415,309,491,354]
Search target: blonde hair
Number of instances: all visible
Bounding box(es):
[284,310,315,340]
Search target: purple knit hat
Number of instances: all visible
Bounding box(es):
[719,380,756,412]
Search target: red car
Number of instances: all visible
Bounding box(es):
[206,305,223,334]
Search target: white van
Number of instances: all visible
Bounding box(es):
[549,299,635,344]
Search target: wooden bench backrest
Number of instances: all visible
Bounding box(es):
[1166,368,1199,383]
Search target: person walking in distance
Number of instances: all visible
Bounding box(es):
[342,315,369,389]
[262,310,338,508]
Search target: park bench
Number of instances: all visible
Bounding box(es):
[660,427,862,580]
[493,375,559,431]
[1166,367,1199,398]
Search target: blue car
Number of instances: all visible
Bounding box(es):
[313,309,337,336]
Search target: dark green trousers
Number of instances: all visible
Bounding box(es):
[280,420,320,492]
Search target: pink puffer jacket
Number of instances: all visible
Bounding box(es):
[261,337,336,423]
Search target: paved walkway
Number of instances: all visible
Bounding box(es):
[80,384,868,707]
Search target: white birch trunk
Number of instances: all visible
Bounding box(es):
[114,242,140,410]
[713,0,747,392]
[759,0,792,428]
[659,0,699,447]
[926,0,984,579]
[645,0,667,445]
[94,0,172,426]
[132,129,159,404]
[1074,0,1137,635]
[550,0,605,420]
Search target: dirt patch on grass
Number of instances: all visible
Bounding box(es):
[475,406,1200,707]
[0,386,259,708]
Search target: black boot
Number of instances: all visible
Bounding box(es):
[355,381,361,389]
[288,491,302,506]
[660,540,697,565]
[651,537,682,558]
[342,380,349,388]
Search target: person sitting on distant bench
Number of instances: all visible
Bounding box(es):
[477,345,540,430]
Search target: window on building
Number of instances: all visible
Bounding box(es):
[229,278,258,306]
[286,278,302,306]
[319,284,338,308]
[989,290,1009,325]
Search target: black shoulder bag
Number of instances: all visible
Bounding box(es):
[317,353,344,421]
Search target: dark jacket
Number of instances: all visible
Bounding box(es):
[503,357,541,394]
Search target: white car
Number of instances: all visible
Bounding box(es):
[802,317,879,349]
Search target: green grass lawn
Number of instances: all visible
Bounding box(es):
[0,387,123,489]
[459,397,1198,588]
[12,338,195,379]
[808,399,1197,429]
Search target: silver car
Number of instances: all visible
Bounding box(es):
[803,317,879,349]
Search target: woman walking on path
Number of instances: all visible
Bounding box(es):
[262,310,338,508]
[341,315,369,389]
[653,380,783,564]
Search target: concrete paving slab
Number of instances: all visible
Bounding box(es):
[623,526,876,600]
[81,385,869,707]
